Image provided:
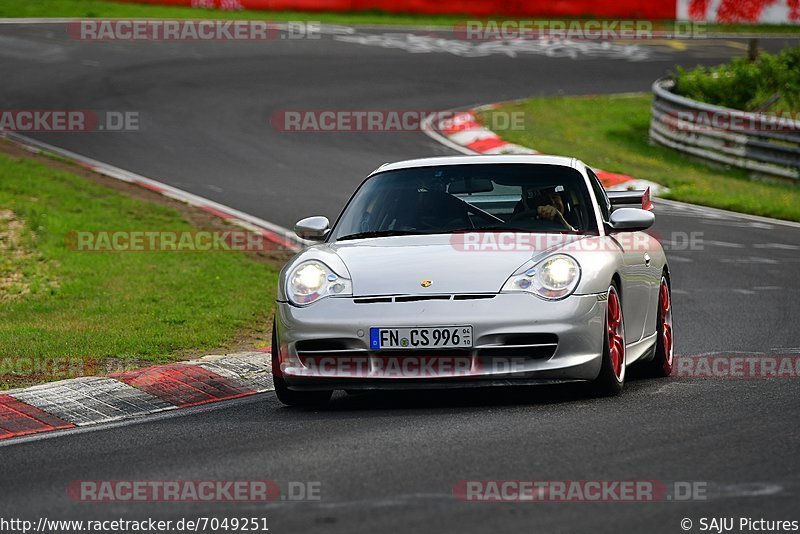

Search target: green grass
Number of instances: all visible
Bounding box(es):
[2,0,800,33]
[0,0,464,25]
[0,145,278,389]
[478,94,800,221]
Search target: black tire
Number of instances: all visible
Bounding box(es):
[272,319,332,407]
[590,282,626,396]
[642,275,674,378]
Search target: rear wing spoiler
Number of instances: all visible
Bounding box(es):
[607,187,653,211]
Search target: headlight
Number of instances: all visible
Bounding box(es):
[501,254,580,300]
[286,261,352,306]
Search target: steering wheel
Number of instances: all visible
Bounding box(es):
[508,209,571,230]
[507,209,540,222]
[398,215,472,232]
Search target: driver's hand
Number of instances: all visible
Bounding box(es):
[537,205,559,220]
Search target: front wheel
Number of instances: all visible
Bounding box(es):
[590,282,626,396]
[272,320,332,407]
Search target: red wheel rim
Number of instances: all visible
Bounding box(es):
[607,288,625,381]
[659,279,673,368]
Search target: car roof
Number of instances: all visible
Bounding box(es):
[370,154,582,176]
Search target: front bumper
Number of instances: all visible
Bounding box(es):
[274,293,606,390]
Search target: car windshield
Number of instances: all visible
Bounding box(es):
[332,163,598,240]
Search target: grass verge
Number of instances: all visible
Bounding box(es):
[0,0,463,25]
[478,94,800,221]
[0,140,283,390]
[1,0,800,33]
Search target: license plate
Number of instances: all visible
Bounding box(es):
[369,326,473,350]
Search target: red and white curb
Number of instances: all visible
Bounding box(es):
[0,134,289,441]
[0,352,273,441]
[423,105,667,194]
[0,131,306,251]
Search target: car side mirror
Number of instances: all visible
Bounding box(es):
[294,216,330,241]
[609,208,655,232]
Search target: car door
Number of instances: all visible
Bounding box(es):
[588,169,651,344]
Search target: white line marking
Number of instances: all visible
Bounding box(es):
[648,381,702,394]
[693,350,766,356]
[715,483,784,498]
[701,239,745,248]
[753,243,800,250]
[720,257,779,264]
[666,256,694,263]
[334,32,653,61]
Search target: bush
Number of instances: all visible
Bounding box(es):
[762,46,800,111]
[674,45,800,112]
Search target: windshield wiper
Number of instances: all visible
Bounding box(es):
[450,226,532,233]
[452,226,582,234]
[337,230,430,241]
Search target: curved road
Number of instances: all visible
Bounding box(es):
[1,23,799,533]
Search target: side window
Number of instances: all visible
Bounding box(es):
[587,168,611,222]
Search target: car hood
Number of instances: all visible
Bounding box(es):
[329,233,589,296]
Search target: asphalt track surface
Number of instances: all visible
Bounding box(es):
[1,23,800,533]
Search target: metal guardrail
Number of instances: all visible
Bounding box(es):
[649,78,800,181]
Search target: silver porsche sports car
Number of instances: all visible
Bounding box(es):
[272,155,673,406]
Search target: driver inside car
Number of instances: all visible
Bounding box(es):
[511,185,577,231]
